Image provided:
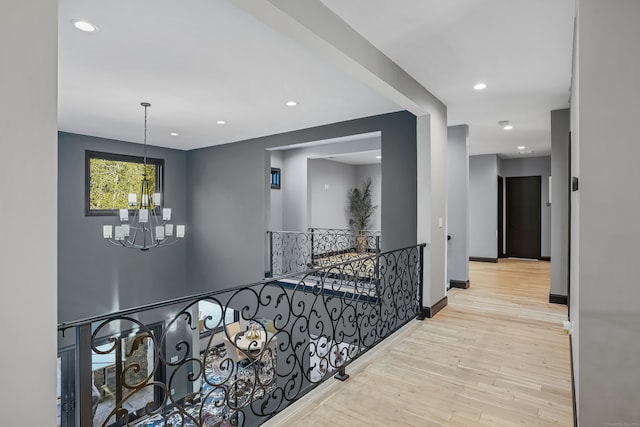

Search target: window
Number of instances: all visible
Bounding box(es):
[85,151,164,216]
[271,167,281,189]
[91,325,164,427]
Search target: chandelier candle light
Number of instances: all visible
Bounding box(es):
[102,102,185,251]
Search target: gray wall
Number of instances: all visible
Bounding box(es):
[187,111,417,294]
[58,132,188,322]
[447,125,469,283]
[269,151,284,230]
[469,154,552,260]
[469,154,499,259]
[58,113,415,319]
[416,110,449,309]
[551,109,570,297]
[1,2,58,423]
[279,137,380,232]
[307,159,382,230]
[569,3,581,407]
[502,156,552,258]
[308,159,355,230]
[187,137,268,292]
[281,147,309,232]
[574,1,640,424]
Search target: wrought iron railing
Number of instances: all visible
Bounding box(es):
[266,228,381,277]
[58,243,424,427]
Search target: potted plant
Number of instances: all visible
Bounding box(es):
[347,177,377,254]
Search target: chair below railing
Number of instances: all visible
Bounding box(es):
[266,228,381,277]
[57,243,424,427]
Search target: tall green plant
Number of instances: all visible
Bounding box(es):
[347,177,377,233]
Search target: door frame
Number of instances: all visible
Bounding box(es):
[497,176,505,258]
[58,347,76,427]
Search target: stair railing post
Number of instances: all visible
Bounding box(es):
[334,365,349,381]
[375,235,380,276]
[310,228,315,266]
[416,244,426,320]
[268,231,273,278]
[76,323,94,426]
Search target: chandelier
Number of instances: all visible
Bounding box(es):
[102,102,185,251]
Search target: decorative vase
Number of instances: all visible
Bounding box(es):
[246,323,260,340]
[356,234,367,254]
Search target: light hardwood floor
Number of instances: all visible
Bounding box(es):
[264,259,573,427]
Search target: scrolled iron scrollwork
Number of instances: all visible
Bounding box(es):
[58,242,424,427]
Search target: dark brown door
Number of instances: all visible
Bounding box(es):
[506,176,541,259]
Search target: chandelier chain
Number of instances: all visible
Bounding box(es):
[142,102,149,173]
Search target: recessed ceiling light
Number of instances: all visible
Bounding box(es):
[71,19,98,32]
[170,132,179,136]
[216,120,226,125]
[473,82,487,90]
[517,145,525,150]
[498,120,513,130]
[375,155,382,159]
[504,125,513,130]
[286,101,298,107]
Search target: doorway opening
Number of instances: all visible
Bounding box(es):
[505,176,541,259]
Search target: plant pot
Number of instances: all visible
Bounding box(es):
[356,234,367,254]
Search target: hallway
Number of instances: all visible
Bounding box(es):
[265,259,573,426]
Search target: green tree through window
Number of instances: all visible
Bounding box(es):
[86,151,164,215]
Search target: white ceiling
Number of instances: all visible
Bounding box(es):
[58,0,575,158]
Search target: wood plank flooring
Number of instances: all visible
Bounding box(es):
[263,259,573,427]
